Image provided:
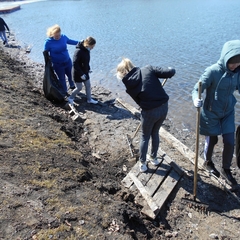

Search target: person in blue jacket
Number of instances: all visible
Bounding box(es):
[0,17,10,46]
[192,40,240,189]
[116,58,176,172]
[44,24,78,96]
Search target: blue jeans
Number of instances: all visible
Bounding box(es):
[139,102,168,162]
[53,58,74,93]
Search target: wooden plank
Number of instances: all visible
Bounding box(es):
[116,98,140,118]
[145,161,171,196]
[121,175,133,189]
[129,173,159,214]
[141,168,181,218]
[159,127,205,167]
[153,169,180,207]
[137,159,162,186]
[170,161,184,177]
[134,160,171,206]
[121,161,140,188]
[140,202,159,219]
[158,149,184,176]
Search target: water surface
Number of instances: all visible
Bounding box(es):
[3,0,240,132]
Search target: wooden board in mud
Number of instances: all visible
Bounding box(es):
[121,150,184,219]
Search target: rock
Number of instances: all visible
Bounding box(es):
[209,233,218,239]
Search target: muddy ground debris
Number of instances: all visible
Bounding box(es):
[0,35,240,240]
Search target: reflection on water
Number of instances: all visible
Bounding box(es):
[3,0,240,132]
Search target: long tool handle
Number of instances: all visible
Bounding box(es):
[162,78,168,87]
[193,81,202,201]
[131,122,142,142]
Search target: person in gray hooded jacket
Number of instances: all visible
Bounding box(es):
[192,40,240,189]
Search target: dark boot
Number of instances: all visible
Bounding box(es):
[221,168,238,189]
[203,160,220,178]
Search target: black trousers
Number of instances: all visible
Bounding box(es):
[204,132,234,169]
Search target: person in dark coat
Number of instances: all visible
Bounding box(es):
[116,58,176,172]
[192,40,240,189]
[0,17,10,45]
[68,36,98,105]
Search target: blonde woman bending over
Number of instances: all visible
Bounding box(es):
[116,58,176,172]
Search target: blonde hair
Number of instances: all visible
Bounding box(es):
[83,36,96,47]
[116,58,135,80]
[46,24,61,37]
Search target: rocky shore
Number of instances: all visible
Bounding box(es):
[0,32,240,239]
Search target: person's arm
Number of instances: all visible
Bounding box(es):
[43,38,50,52]
[73,51,84,77]
[3,20,9,31]
[66,35,78,45]
[153,66,176,79]
[67,39,78,45]
[192,67,212,106]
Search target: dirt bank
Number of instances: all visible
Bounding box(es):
[0,34,240,240]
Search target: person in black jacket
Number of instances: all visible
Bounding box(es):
[0,17,10,46]
[68,36,98,105]
[116,58,176,172]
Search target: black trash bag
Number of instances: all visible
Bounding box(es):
[236,125,240,168]
[43,51,65,103]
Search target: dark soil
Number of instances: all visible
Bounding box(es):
[0,34,240,240]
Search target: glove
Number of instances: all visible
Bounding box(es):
[81,74,87,81]
[194,98,203,108]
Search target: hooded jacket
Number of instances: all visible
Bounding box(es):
[122,65,175,110]
[192,40,240,136]
[72,41,91,82]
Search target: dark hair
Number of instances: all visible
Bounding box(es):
[228,55,240,64]
[84,36,96,47]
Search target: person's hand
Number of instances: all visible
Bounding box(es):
[194,98,203,108]
[81,74,87,80]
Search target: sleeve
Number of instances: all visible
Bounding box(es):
[4,20,9,31]
[66,36,78,45]
[43,39,50,51]
[192,66,213,102]
[152,66,176,79]
[73,51,84,76]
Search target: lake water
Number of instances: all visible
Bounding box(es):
[2,0,240,133]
